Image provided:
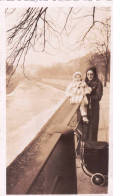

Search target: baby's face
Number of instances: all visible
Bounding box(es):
[74,74,82,82]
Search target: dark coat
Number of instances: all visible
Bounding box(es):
[85,67,103,141]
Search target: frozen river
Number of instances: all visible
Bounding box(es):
[7,79,66,166]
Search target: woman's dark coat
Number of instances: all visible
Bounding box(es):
[85,67,103,141]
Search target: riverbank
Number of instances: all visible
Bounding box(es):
[7,79,66,166]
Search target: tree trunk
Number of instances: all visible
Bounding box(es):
[104,64,108,87]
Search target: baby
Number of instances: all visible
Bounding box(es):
[66,72,92,123]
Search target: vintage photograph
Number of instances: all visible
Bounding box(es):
[6,7,111,194]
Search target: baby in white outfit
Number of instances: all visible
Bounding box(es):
[66,72,92,123]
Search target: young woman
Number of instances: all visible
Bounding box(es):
[85,66,103,141]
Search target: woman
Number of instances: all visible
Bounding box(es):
[85,66,103,141]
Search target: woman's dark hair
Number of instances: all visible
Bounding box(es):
[85,66,98,83]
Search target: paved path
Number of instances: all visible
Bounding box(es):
[76,86,109,194]
[98,86,110,142]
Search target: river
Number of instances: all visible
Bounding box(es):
[7,79,66,166]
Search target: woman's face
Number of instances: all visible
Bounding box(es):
[87,70,94,81]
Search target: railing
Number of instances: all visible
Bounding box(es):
[7,97,80,194]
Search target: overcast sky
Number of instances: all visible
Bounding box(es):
[6,7,111,67]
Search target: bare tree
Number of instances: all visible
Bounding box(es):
[85,17,111,86]
[6,7,111,85]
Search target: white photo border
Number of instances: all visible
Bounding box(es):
[0,1,113,196]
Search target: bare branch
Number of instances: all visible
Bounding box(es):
[82,7,95,41]
[6,7,111,83]
[61,7,73,33]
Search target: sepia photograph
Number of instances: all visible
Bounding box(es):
[6,7,111,194]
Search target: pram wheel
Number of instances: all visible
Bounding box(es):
[91,173,105,187]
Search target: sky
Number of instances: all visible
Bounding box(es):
[6,7,111,67]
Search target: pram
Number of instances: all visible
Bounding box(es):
[74,121,109,187]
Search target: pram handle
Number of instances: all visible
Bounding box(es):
[74,128,82,140]
[81,162,92,177]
